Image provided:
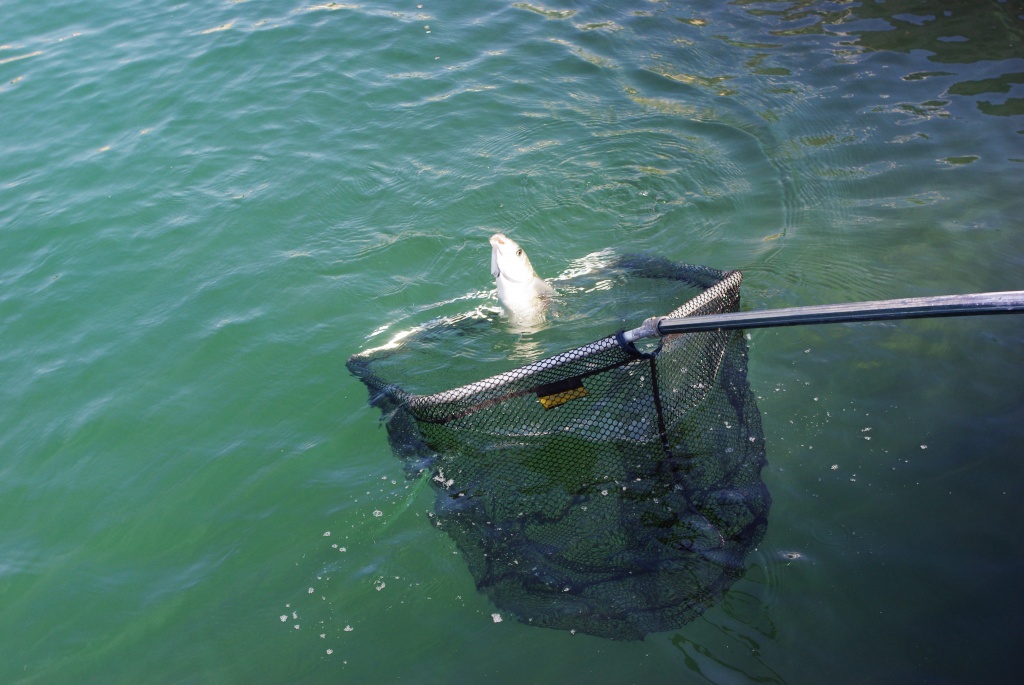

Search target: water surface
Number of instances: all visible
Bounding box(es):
[2,1,1022,683]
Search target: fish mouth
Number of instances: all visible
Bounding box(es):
[490,233,507,278]
[490,233,532,283]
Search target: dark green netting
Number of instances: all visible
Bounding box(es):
[347,257,770,640]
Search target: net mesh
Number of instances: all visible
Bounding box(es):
[347,257,770,640]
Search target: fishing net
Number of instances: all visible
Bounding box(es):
[347,256,770,640]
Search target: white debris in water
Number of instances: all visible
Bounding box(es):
[433,469,455,488]
[326,649,333,655]
[308,587,315,594]
[323,531,331,537]
[344,625,354,632]
[921,444,928,449]
[491,613,503,623]
[831,464,838,470]
[280,615,287,622]
[373,510,383,517]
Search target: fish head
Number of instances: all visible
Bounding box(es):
[489,233,537,284]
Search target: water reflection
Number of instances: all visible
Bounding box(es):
[672,627,788,685]
[844,0,1023,64]
[735,0,1024,117]
[949,72,1024,116]
[847,0,1024,116]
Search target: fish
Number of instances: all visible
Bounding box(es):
[489,233,554,324]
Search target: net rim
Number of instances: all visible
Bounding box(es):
[401,270,744,411]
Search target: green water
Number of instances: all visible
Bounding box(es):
[2,0,1022,682]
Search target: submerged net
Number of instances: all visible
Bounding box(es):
[347,256,770,640]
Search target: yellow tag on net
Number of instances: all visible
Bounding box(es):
[537,378,588,410]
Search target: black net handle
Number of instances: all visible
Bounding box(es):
[624,290,1024,340]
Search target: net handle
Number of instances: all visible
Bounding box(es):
[623,290,1024,341]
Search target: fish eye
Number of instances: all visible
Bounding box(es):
[516,249,523,256]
